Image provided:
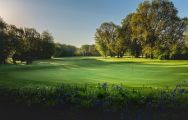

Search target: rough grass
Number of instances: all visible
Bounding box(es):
[0,83,187,120]
[0,83,187,109]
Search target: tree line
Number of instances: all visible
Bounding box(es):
[95,0,188,59]
[54,44,99,57]
[0,18,55,64]
[0,17,99,64]
[1,0,188,65]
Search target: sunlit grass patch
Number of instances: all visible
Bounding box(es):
[0,57,188,89]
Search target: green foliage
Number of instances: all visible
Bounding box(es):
[95,34,108,57]
[0,17,55,64]
[77,44,99,56]
[54,43,77,57]
[95,22,117,57]
[0,18,11,64]
[130,0,185,59]
[40,31,55,59]
[95,0,188,60]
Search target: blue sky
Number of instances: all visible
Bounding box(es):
[0,0,188,47]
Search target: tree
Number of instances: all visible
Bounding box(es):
[80,45,90,56]
[130,1,156,59]
[153,0,185,59]
[95,33,108,57]
[114,26,129,58]
[89,44,100,56]
[54,43,62,57]
[95,22,117,57]
[178,17,188,59]
[0,17,56,64]
[7,25,28,64]
[78,44,99,56]
[130,0,185,59]
[183,18,188,49]
[23,28,41,64]
[0,18,11,64]
[116,14,134,58]
[40,31,55,59]
[54,43,77,57]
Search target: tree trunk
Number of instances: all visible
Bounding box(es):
[146,54,148,59]
[120,53,123,58]
[13,59,17,64]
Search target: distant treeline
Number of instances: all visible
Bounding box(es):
[0,18,99,64]
[54,44,99,57]
[95,0,188,59]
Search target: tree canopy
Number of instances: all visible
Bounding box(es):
[0,18,55,64]
[95,0,188,59]
[1,0,188,64]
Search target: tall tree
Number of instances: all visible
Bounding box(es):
[130,0,185,59]
[95,22,117,57]
[0,17,56,64]
[23,28,41,64]
[131,1,156,58]
[119,14,138,58]
[7,25,28,64]
[41,31,55,59]
[0,18,10,64]
[183,18,188,48]
[95,33,108,57]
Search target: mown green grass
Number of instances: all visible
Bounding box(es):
[0,57,188,89]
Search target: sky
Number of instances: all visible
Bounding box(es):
[0,0,188,47]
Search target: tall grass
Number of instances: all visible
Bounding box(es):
[0,82,187,110]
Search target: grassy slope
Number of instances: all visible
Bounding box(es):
[0,57,188,89]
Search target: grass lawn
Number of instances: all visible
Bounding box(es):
[0,57,188,120]
[0,57,188,89]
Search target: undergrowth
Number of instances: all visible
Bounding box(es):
[0,81,187,111]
